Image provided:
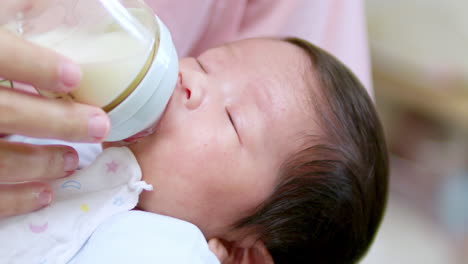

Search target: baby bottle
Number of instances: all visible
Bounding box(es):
[1,0,179,141]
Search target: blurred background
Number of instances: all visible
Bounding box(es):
[361,0,468,263]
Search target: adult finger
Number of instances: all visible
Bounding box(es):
[0,141,78,183]
[0,182,52,217]
[0,87,110,142]
[0,29,81,93]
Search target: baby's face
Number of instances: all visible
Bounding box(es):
[127,39,315,239]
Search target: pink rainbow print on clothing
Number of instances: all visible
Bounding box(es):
[29,222,48,234]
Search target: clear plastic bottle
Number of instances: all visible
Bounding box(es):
[1,0,179,141]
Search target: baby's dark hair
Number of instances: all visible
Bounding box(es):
[233,38,389,263]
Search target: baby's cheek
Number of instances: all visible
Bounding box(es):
[187,150,237,193]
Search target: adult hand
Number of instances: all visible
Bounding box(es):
[0,28,110,217]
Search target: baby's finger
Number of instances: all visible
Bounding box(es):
[0,182,52,217]
[0,87,110,142]
[0,29,81,93]
[0,141,79,183]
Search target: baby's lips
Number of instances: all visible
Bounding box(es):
[122,133,145,143]
[122,126,156,143]
[121,75,178,144]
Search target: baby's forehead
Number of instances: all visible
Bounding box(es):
[222,38,319,128]
[272,41,322,143]
[258,39,316,116]
[233,38,311,70]
[238,39,312,90]
[239,39,319,149]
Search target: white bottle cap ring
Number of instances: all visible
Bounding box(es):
[105,16,178,142]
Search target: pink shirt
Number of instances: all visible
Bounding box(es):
[145,0,372,94]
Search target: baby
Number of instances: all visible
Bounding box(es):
[108,37,389,263]
[1,38,388,264]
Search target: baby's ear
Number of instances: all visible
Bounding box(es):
[207,238,273,264]
[208,238,229,262]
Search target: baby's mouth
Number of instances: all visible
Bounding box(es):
[107,73,179,147]
[122,125,157,143]
[120,83,176,144]
[103,128,154,148]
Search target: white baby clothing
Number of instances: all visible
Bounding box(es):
[0,147,152,264]
[70,210,220,264]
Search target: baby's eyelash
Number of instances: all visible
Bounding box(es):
[196,58,207,73]
[226,108,242,144]
[226,109,235,128]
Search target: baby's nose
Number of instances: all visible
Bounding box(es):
[179,72,205,110]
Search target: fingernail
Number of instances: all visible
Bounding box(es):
[36,190,52,206]
[63,151,78,172]
[88,114,110,141]
[59,60,82,90]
